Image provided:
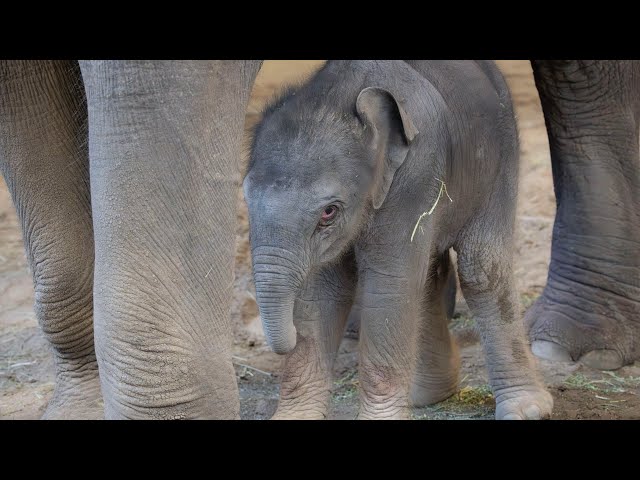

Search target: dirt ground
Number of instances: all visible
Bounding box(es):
[1,60,639,420]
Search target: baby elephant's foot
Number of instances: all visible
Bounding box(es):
[357,397,411,420]
[357,408,410,420]
[271,382,330,420]
[271,406,327,420]
[494,385,553,420]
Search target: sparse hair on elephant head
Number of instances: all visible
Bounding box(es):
[243,77,419,355]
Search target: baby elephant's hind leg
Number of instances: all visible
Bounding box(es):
[271,255,356,420]
[457,230,553,420]
[410,250,460,407]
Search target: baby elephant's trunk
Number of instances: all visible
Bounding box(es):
[251,245,306,355]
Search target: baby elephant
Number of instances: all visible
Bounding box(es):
[244,60,553,420]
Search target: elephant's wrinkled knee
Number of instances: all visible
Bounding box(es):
[32,265,95,360]
[358,361,411,419]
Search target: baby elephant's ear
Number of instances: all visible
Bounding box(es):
[356,87,419,209]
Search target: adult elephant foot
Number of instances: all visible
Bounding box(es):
[527,60,640,370]
[526,264,639,370]
[526,296,637,371]
[42,367,104,420]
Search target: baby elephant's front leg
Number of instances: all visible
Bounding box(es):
[356,270,419,420]
[272,261,355,420]
[457,239,553,420]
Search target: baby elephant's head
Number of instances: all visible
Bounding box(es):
[244,85,418,354]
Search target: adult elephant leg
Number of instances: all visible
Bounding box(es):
[0,61,101,418]
[528,60,640,369]
[80,60,261,419]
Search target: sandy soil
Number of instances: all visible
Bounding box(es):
[1,60,638,420]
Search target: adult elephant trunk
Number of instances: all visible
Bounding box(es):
[251,245,308,354]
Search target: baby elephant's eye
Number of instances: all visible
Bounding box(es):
[319,205,339,226]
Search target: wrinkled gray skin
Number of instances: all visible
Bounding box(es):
[245,60,553,419]
[346,61,640,372]
[0,61,261,419]
[526,61,640,370]
[0,60,638,419]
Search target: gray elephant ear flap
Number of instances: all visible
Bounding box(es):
[356,87,419,143]
[398,104,419,142]
[356,87,419,209]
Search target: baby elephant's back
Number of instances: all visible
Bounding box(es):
[405,60,518,177]
[404,60,513,120]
